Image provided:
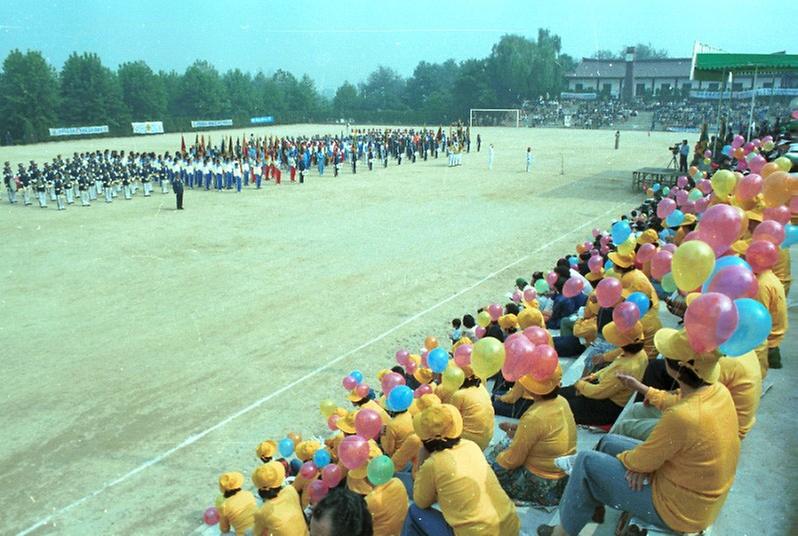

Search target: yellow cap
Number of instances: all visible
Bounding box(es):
[336,411,357,434]
[498,314,519,330]
[518,363,563,395]
[376,369,391,381]
[348,440,383,479]
[348,389,367,402]
[415,393,441,411]
[295,440,321,462]
[218,472,244,492]
[602,321,644,348]
[608,251,635,269]
[414,367,434,385]
[451,338,472,353]
[680,213,697,227]
[586,270,604,282]
[518,307,545,329]
[412,403,463,441]
[731,240,749,255]
[636,229,658,245]
[745,209,763,222]
[654,328,720,383]
[256,440,277,460]
[252,461,285,489]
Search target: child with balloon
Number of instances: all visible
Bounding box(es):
[217,472,256,536]
[448,364,495,450]
[251,462,308,536]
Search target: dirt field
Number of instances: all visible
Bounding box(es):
[0,126,672,534]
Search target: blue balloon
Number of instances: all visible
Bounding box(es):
[604,259,614,271]
[313,448,331,468]
[427,348,449,373]
[702,256,753,293]
[665,209,685,228]
[658,229,673,241]
[611,221,632,244]
[722,145,732,156]
[568,256,578,266]
[349,370,364,384]
[626,291,650,317]
[719,299,772,357]
[289,458,303,476]
[387,385,414,412]
[278,437,295,458]
[652,183,661,192]
[783,223,797,248]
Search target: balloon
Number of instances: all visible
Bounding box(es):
[611,220,632,244]
[414,384,433,398]
[530,345,558,381]
[695,204,742,256]
[387,385,414,412]
[626,291,650,317]
[671,239,715,292]
[696,178,712,194]
[354,408,383,439]
[327,414,341,431]
[487,303,503,321]
[745,240,779,273]
[761,171,791,207]
[313,449,331,468]
[367,455,395,487]
[420,350,429,367]
[784,224,798,248]
[453,343,472,367]
[562,276,585,298]
[646,188,654,197]
[743,142,755,154]
[321,464,343,488]
[380,372,405,395]
[427,347,449,373]
[534,279,550,294]
[731,134,744,149]
[511,290,522,303]
[290,458,303,476]
[763,206,791,225]
[523,287,537,302]
[546,271,559,287]
[753,220,785,245]
[705,265,759,300]
[592,227,601,237]
[203,507,220,525]
[652,182,661,192]
[618,236,636,256]
[661,272,677,293]
[501,333,536,381]
[278,437,295,458]
[320,399,337,418]
[687,188,703,202]
[677,175,688,188]
[719,299,772,356]
[403,358,416,375]
[748,154,766,174]
[662,186,671,196]
[773,156,792,172]
[441,362,465,390]
[523,326,549,346]
[759,162,779,177]
[300,461,319,479]
[424,336,439,350]
[685,292,739,352]
[308,480,330,505]
[675,189,689,207]
[595,277,622,307]
[588,255,603,273]
[395,349,410,366]
[471,337,505,379]
[476,310,491,328]
[475,326,486,339]
[338,435,370,469]
[342,375,358,391]
[612,301,640,332]
[736,173,762,201]
[711,169,737,198]
[665,209,685,228]
[354,383,370,399]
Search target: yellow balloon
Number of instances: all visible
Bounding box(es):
[441,362,465,391]
[711,169,737,198]
[605,268,618,279]
[618,236,636,256]
[471,337,505,379]
[320,399,337,418]
[476,310,491,328]
[762,171,791,208]
[671,240,715,292]
[762,141,774,151]
[773,156,792,172]
[685,292,701,306]
[704,157,711,165]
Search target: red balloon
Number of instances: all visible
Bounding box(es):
[522,326,549,346]
[612,301,641,332]
[763,206,791,225]
[414,384,433,398]
[685,292,739,352]
[203,507,220,525]
[650,250,673,280]
[380,372,405,395]
[752,220,785,245]
[502,333,536,381]
[342,375,358,390]
[321,464,343,488]
[475,326,486,339]
[354,408,383,440]
[487,303,503,321]
[696,204,742,256]
[595,277,623,308]
[453,344,472,367]
[530,345,558,381]
[745,239,779,273]
[707,266,759,300]
[395,349,410,366]
[636,243,656,264]
[562,276,585,298]
[338,435,370,470]
[546,271,559,286]
[736,173,762,201]
[308,479,330,505]
[327,414,341,431]
[354,383,370,399]
[300,461,319,480]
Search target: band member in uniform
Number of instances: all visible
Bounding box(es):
[35,173,48,208]
[172,169,184,209]
[53,173,66,210]
[78,175,91,206]
[19,164,32,205]
[3,162,17,204]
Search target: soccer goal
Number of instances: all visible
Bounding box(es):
[469,108,521,128]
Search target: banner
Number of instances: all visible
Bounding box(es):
[48,125,109,137]
[560,92,597,100]
[131,121,164,134]
[690,87,798,100]
[190,119,233,128]
[250,116,275,125]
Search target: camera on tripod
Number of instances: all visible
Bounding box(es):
[668,143,680,155]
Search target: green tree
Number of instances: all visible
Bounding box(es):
[118,60,165,120]
[0,49,60,143]
[631,43,669,60]
[253,71,285,117]
[487,34,537,106]
[333,81,359,118]
[176,60,228,118]
[223,68,255,118]
[359,66,406,111]
[452,59,496,118]
[59,52,128,129]
[294,74,321,119]
[158,69,182,116]
[591,49,618,60]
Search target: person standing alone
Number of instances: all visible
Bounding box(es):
[488,144,495,170]
[526,147,534,172]
[172,171,184,210]
[679,139,689,172]
[614,130,620,150]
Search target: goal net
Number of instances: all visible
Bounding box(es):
[469,108,520,128]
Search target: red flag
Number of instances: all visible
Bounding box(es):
[180,134,186,155]
[200,135,205,155]
[194,134,199,152]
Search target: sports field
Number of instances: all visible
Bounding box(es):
[0,126,667,534]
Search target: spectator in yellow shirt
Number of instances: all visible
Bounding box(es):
[251,462,308,536]
[382,407,414,457]
[537,328,740,536]
[310,487,373,536]
[218,472,256,536]
[404,403,520,535]
[448,365,495,450]
[485,364,576,506]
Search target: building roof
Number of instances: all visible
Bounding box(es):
[567,58,692,79]
[692,53,798,81]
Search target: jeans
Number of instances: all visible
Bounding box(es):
[559,385,624,426]
[613,402,661,441]
[402,503,454,536]
[558,434,667,536]
[554,335,586,358]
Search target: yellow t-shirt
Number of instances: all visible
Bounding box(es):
[618,383,740,533]
[382,411,414,457]
[757,269,787,348]
[220,490,257,536]
[252,486,308,536]
[640,311,662,359]
[366,477,409,536]
[621,269,659,310]
[362,399,391,424]
[391,433,422,476]
[576,349,648,407]
[450,384,495,450]
[773,247,791,292]
[495,396,576,479]
[414,439,520,536]
[718,352,762,438]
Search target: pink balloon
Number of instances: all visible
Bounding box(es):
[675,190,689,207]
[746,239,779,273]
[661,243,677,253]
[697,179,712,194]
[696,204,742,256]
[546,271,559,286]
[530,345,558,381]
[405,360,418,374]
[592,227,601,238]
[682,201,697,214]
[694,196,711,214]
[475,326,486,339]
[523,326,549,346]
[677,176,688,188]
[453,344,472,367]
[342,375,358,391]
[308,479,330,505]
[562,277,585,298]
[338,435,370,469]
[650,250,673,280]
[736,160,748,172]
[599,245,610,255]
[704,149,712,158]
[762,135,773,143]
[354,408,382,440]
[667,186,679,198]
[748,155,766,174]
[414,384,433,398]
[380,372,405,395]
[321,464,343,488]
[612,301,641,332]
[523,288,537,302]
[502,333,536,381]
[600,235,610,246]
[763,206,790,225]
[395,349,410,366]
[753,220,785,245]
[595,277,623,307]
[487,303,503,321]
[354,383,370,399]
[300,461,319,480]
[327,414,341,431]
[588,255,603,273]
[752,138,761,148]
[636,243,656,264]
[511,290,522,303]
[685,292,739,352]
[736,173,762,201]
[203,507,220,525]
[706,266,759,300]
[731,134,744,149]
[657,198,677,219]
[420,349,429,368]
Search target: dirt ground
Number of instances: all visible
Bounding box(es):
[0,126,671,534]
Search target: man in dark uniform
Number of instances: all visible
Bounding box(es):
[78,174,90,206]
[3,161,16,204]
[351,147,357,174]
[53,173,66,210]
[19,164,31,205]
[172,170,184,209]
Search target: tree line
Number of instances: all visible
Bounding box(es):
[2,30,654,144]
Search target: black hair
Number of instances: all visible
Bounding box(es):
[462,314,475,329]
[461,376,482,388]
[556,258,569,268]
[532,271,544,282]
[452,318,461,328]
[554,265,571,279]
[554,277,566,293]
[257,487,281,500]
[223,488,241,498]
[505,303,520,315]
[311,487,373,536]
[541,386,560,400]
[390,365,404,375]
[422,437,461,452]
[665,358,710,389]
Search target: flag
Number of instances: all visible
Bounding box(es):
[200,135,205,155]
[195,134,199,152]
[180,134,186,155]
[228,136,233,156]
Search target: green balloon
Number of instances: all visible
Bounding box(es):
[661,272,677,293]
[534,279,550,294]
[688,189,703,202]
[662,186,670,196]
[367,455,395,487]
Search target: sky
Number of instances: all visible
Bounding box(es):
[0,0,792,94]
